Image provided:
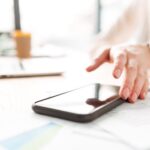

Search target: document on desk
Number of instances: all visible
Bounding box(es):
[0,57,66,78]
[0,113,63,150]
[0,93,150,150]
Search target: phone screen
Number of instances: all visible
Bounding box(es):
[35,84,120,115]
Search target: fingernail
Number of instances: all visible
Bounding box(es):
[122,88,130,99]
[130,93,137,102]
[115,69,121,78]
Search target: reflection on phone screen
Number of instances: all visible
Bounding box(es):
[36,84,120,115]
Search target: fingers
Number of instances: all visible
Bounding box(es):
[128,69,146,103]
[139,79,149,100]
[119,59,138,100]
[86,45,149,103]
[112,52,127,78]
[86,49,110,72]
[120,63,149,103]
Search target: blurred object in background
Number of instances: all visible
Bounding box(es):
[19,0,132,49]
[13,0,32,59]
[0,0,132,54]
[19,0,97,49]
[0,32,15,55]
[14,31,31,58]
[0,0,15,55]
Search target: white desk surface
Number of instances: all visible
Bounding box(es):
[0,52,150,150]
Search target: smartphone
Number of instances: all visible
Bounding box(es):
[32,83,124,122]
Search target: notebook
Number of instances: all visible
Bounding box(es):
[0,57,65,78]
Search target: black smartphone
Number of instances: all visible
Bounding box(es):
[32,83,124,122]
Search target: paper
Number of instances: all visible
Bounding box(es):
[1,92,150,150]
[0,122,62,150]
[42,92,150,150]
[0,113,63,150]
[0,57,66,77]
[0,80,150,150]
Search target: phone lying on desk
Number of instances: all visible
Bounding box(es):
[32,83,124,122]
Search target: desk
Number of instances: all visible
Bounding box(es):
[0,52,150,150]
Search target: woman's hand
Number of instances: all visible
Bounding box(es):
[86,44,150,103]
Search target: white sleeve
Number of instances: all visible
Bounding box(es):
[97,0,148,45]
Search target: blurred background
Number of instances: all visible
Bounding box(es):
[0,0,131,54]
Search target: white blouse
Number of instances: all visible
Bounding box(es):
[99,0,150,45]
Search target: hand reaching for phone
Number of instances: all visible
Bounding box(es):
[86,45,150,103]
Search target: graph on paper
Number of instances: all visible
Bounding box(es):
[0,122,62,150]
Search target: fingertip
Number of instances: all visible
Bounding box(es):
[86,66,93,72]
[119,92,127,101]
[139,92,146,100]
[128,92,138,103]
[139,81,149,100]
[128,99,136,104]
[119,87,130,100]
[113,69,121,78]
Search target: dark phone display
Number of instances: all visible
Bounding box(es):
[36,84,120,115]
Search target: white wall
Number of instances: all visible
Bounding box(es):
[0,0,131,48]
[19,0,96,47]
[0,0,14,32]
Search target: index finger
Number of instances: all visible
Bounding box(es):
[86,49,110,72]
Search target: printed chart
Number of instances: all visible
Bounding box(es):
[0,122,62,150]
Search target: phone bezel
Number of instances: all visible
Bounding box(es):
[32,83,124,122]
